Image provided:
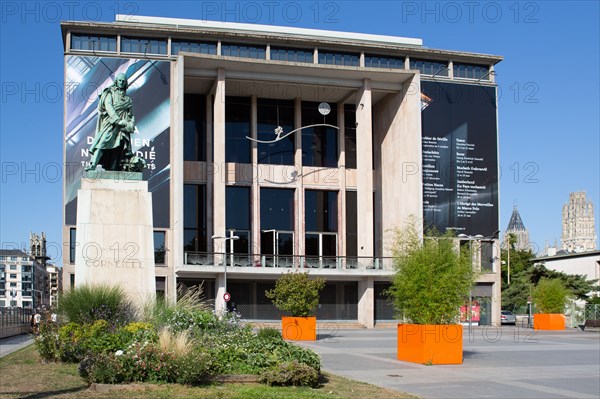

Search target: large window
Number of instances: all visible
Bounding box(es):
[184,184,207,252]
[453,63,489,80]
[221,43,266,59]
[153,231,166,265]
[184,94,206,161]
[226,186,251,254]
[226,97,251,163]
[364,54,404,69]
[346,191,357,257]
[172,40,217,55]
[305,190,338,264]
[69,228,76,264]
[412,59,448,76]
[71,34,116,52]
[318,51,359,66]
[270,47,313,63]
[302,101,338,167]
[344,104,356,169]
[121,37,167,55]
[257,99,295,165]
[260,188,295,258]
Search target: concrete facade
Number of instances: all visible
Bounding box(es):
[61,16,503,327]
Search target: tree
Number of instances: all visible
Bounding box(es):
[532,278,570,314]
[265,272,325,317]
[387,225,477,325]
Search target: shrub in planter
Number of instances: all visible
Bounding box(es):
[266,272,325,318]
[532,278,570,330]
[387,224,476,364]
[265,272,325,341]
[533,278,570,314]
[259,360,319,387]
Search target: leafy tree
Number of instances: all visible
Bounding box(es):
[387,225,477,325]
[265,272,325,317]
[532,278,570,314]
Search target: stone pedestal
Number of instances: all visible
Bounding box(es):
[75,172,156,307]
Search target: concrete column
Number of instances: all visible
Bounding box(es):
[213,68,226,254]
[358,277,374,328]
[295,98,304,258]
[251,96,260,255]
[215,273,226,312]
[171,56,185,302]
[337,104,346,263]
[206,95,214,251]
[355,79,373,257]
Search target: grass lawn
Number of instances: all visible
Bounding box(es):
[0,344,418,399]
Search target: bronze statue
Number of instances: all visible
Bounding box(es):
[86,73,145,172]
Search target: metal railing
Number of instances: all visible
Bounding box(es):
[0,307,33,339]
[184,252,397,271]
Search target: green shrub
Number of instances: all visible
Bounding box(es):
[259,360,319,387]
[533,278,570,314]
[35,321,60,361]
[80,342,218,385]
[58,284,135,326]
[387,224,476,325]
[265,272,325,317]
[257,327,282,341]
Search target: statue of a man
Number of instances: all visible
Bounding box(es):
[86,73,141,171]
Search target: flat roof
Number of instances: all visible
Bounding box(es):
[115,15,424,47]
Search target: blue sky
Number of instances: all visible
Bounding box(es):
[1,1,599,265]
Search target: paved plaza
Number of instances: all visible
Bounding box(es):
[299,326,600,399]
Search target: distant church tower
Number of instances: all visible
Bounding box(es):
[503,205,530,251]
[30,232,49,267]
[562,192,597,252]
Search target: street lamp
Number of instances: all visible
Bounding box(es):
[211,232,239,311]
[458,234,483,334]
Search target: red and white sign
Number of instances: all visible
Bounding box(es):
[223,292,231,302]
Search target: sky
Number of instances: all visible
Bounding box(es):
[1,0,599,266]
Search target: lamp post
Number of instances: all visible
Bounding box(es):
[211,231,239,311]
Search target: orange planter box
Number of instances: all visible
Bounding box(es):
[282,317,317,341]
[533,314,565,330]
[397,324,463,365]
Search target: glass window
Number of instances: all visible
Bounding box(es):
[302,101,338,167]
[318,51,359,66]
[270,47,313,63]
[9,274,17,279]
[71,34,117,52]
[221,43,266,59]
[364,54,404,69]
[257,99,295,165]
[121,37,167,55]
[226,97,251,163]
[69,228,76,263]
[453,63,489,80]
[172,40,217,55]
[344,104,356,169]
[154,231,166,265]
[412,59,448,76]
[156,277,166,301]
[481,241,494,272]
[305,190,338,233]
[184,184,207,252]
[9,265,16,270]
[226,186,251,231]
[346,191,357,257]
[184,94,207,161]
[260,188,295,231]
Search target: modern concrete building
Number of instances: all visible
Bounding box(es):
[46,265,62,308]
[503,205,530,251]
[0,250,49,309]
[535,250,600,297]
[61,16,502,326]
[562,192,597,253]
